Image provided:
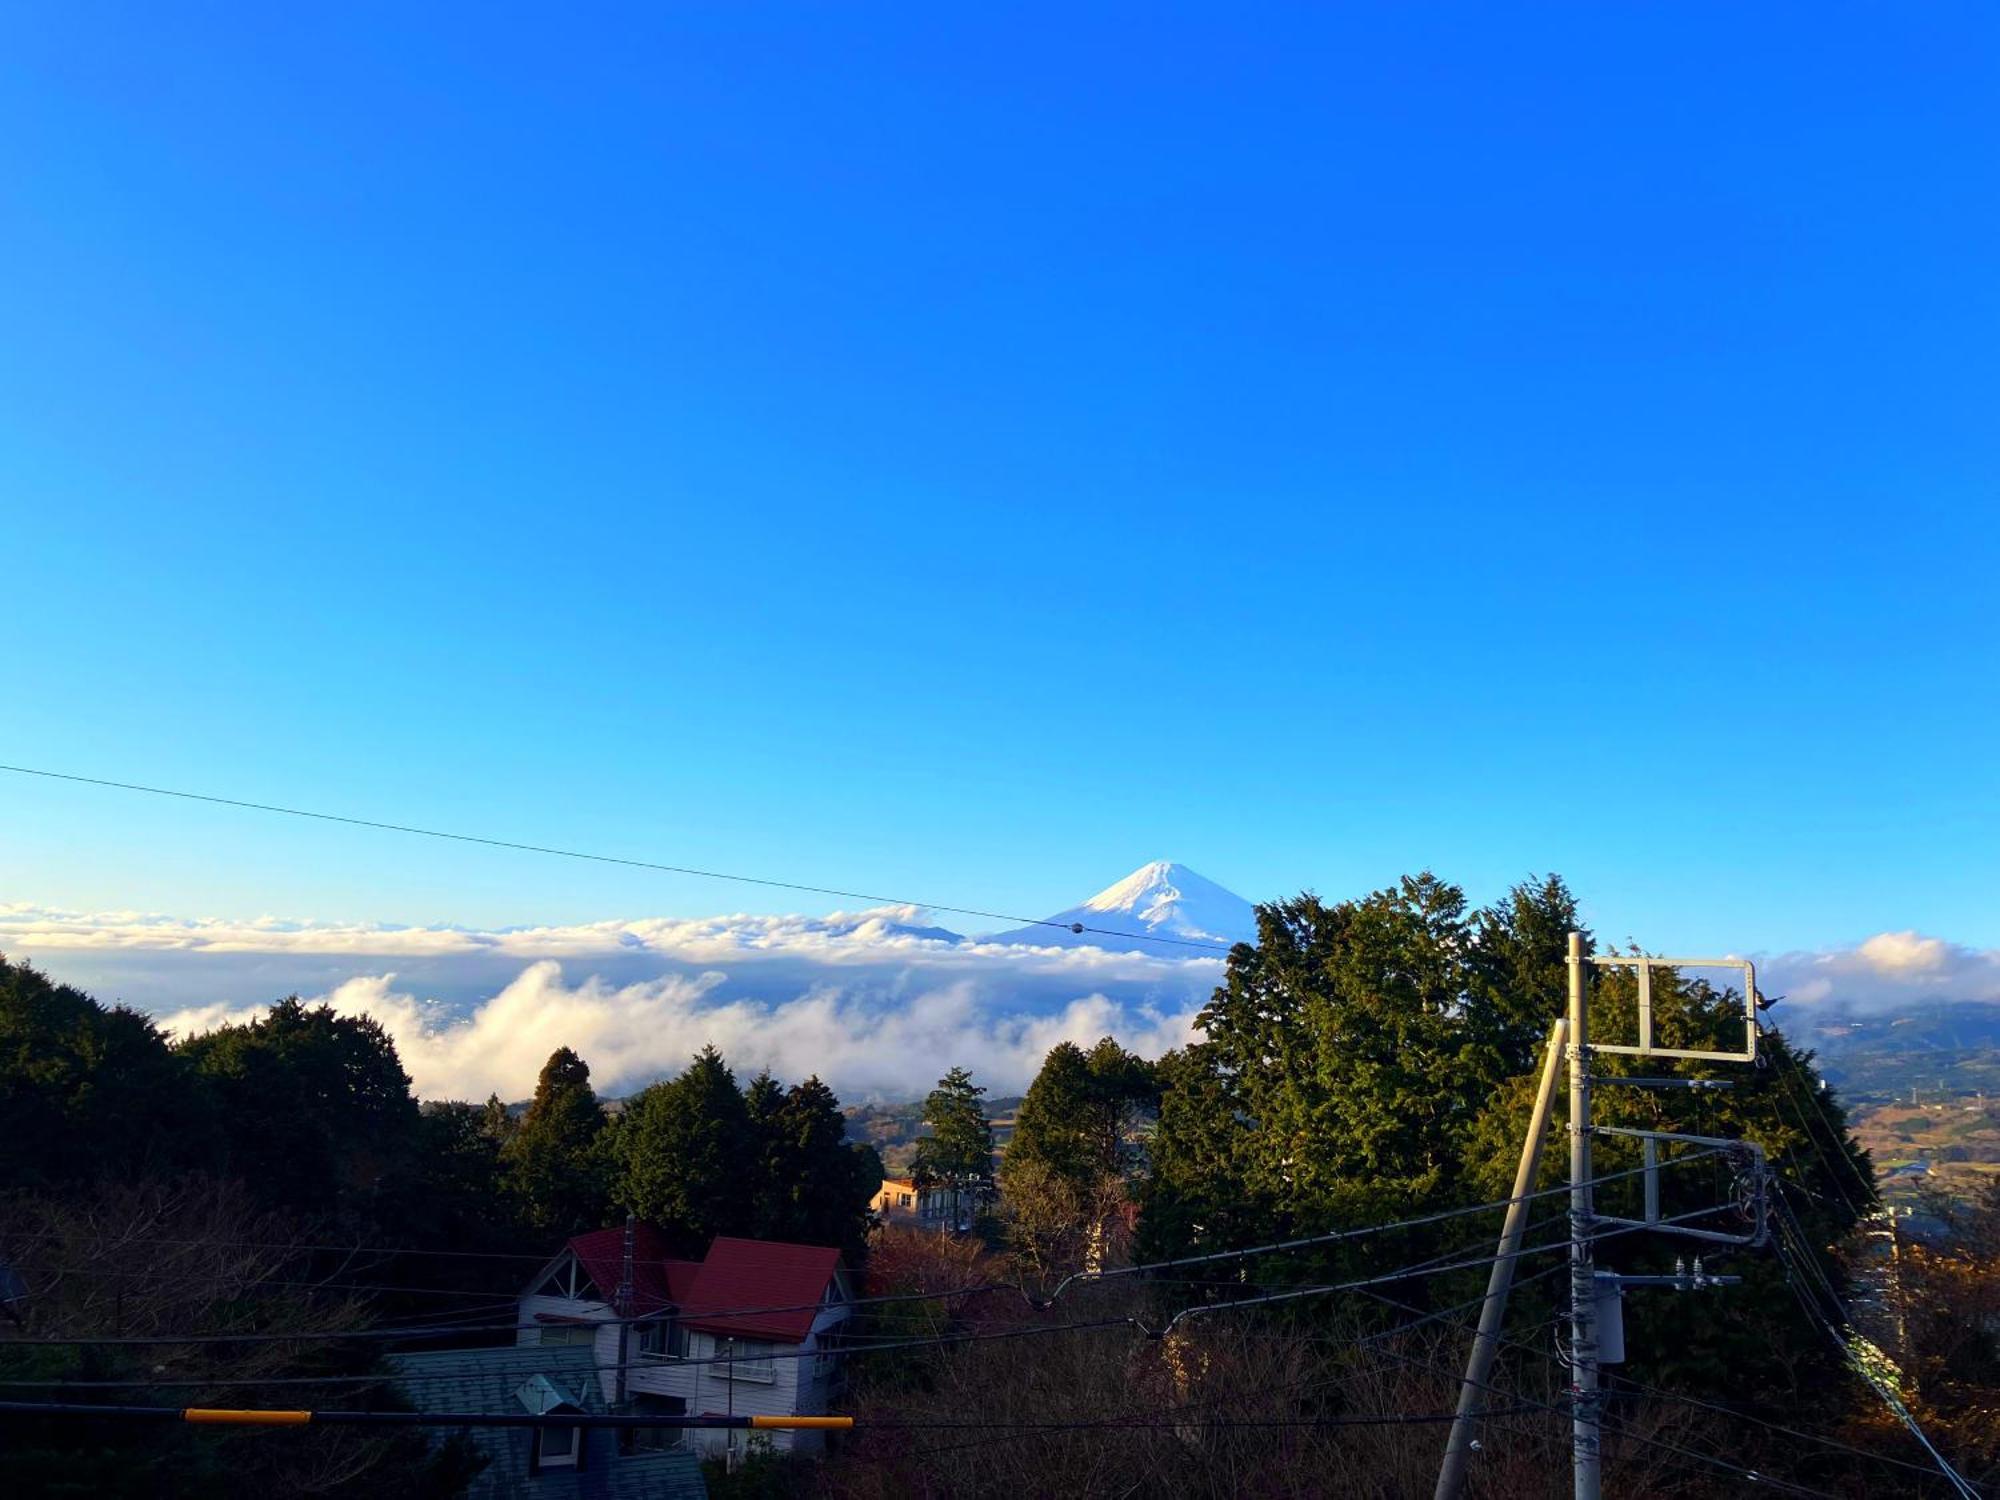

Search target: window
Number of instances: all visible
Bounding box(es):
[811,1330,843,1381]
[720,1339,777,1383]
[537,1323,597,1347]
[637,1321,686,1360]
[534,1424,581,1469]
[628,1394,686,1451]
[896,1192,912,1207]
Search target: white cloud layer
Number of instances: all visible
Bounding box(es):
[7,902,1994,1100]
[148,963,1206,1104]
[1,901,1220,1101]
[1761,930,2000,1011]
[0,900,1195,976]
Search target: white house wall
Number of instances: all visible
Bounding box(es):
[627,1330,817,1454]
[513,1293,610,1349]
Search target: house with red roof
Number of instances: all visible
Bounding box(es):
[518,1224,854,1459]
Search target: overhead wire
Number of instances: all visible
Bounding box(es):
[832,1278,1574,1475]
[0,1155,1722,1354]
[1353,1245,1958,1489]
[0,763,1232,951]
[0,1398,1531,1434]
[1768,1227,1978,1499]
[0,1215,1581,1387]
[1759,1019,1879,1212]
[1354,1307,1839,1499]
[0,1198,1744,1395]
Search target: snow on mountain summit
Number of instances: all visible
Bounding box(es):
[989,860,1256,953]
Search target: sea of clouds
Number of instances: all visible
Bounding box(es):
[0,902,1218,1101]
[5,902,1995,1103]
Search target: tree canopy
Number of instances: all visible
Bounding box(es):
[178,997,423,1221]
[1003,1036,1158,1190]
[501,1046,608,1234]
[1140,871,1875,1411]
[610,1045,755,1255]
[913,1066,995,1210]
[0,955,211,1193]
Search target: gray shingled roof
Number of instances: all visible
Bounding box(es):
[391,1345,706,1500]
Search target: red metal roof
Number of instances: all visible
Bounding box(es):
[564,1224,700,1316]
[678,1236,844,1344]
[557,1227,843,1342]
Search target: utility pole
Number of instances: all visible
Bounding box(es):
[1440,941,1767,1498]
[613,1212,635,1428]
[1567,931,1601,1500]
[1887,1208,1911,1367]
[725,1336,737,1475]
[1435,1016,1568,1500]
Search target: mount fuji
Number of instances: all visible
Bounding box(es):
[988,860,1258,953]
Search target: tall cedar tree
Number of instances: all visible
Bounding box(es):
[611,1046,754,1255]
[1144,872,1496,1262]
[0,954,214,1191]
[748,1072,885,1259]
[178,997,422,1221]
[913,1066,995,1212]
[1002,1037,1158,1189]
[501,1046,610,1234]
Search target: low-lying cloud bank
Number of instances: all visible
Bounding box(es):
[1,901,1221,1101]
[148,964,1208,1104]
[5,902,1994,1102]
[1762,930,2000,1011]
[152,963,1208,1104]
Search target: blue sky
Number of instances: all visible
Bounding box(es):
[3,3,1996,958]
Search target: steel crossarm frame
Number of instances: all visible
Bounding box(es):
[1589,1126,1770,1248]
[1585,955,1760,1064]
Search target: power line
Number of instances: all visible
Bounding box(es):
[26,1234,1844,1495]
[0,1398,1527,1433]
[1340,1238,1931,1498]
[2,1231,575,1264]
[1602,1371,1960,1486]
[1767,1224,1979,1500]
[1204,1266,1837,1499]
[1353,1243,1958,1488]
[0,1209,1713,1393]
[1767,1048,1873,1220]
[837,1291,1572,1474]
[1,1223,1574,1388]
[3,1159,1716,1353]
[23,1264,532,1304]
[1032,1148,1725,1307]
[1754,1104,1972,1494]
[1357,1308,1841,1499]
[0,762,1232,952]
[0,1313,1142,1391]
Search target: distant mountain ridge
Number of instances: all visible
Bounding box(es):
[1795,999,2000,1107]
[987,860,1257,953]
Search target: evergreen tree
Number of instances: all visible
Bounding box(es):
[1150,874,1491,1236]
[501,1047,609,1234]
[743,1073,885,1256]
[1000,1038,1157,1273]
[1004,1037,1157,1190]
[1466,872,1585,1076]
[913,1066,995,1221]
[743,1069,791,1243]
[179,997,422,1220]
[479,1092,518,1147]
[610,1046,753,1254]
[0,954,213,1192]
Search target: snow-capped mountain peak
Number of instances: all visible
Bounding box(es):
[990,860,1256,953]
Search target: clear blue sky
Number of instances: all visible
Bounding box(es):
[2,4,1995,955]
